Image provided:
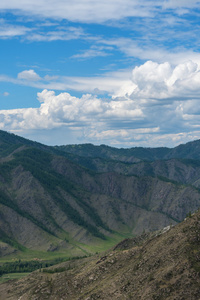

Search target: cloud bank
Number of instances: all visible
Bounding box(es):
[1,60,200,147]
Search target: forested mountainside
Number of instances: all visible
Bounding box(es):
[55,139,200,162]
[1,208,200,300]
[0,130,200,258]
[55,141,200,187]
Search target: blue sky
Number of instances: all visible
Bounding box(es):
[1,1,200,147]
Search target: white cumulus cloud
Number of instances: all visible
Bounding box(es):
[17,70,41,81]
[114,60,200,101]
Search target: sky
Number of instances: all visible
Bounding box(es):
[1,1,200,148]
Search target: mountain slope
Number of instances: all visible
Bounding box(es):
[54,146,200,189]
[1,209,200,299]
[57,139,200,162]
[79,158,200,187]
[1,130,200,258]
[2,146,197,256]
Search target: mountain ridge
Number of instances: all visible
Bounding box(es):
[55,138,200,162]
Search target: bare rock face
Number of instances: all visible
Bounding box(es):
[1,210,200,300]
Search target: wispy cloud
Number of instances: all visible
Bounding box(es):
[0,68,132,95]
[1,2,199,65]
[26,26,86,41]
[0,1,159,23]
[0,1,199,24]
[0,19,31,38]
[71,45,113,60]
[97,37,200,66]
[163,0,200,9]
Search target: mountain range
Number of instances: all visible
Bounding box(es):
[1,130,200,259]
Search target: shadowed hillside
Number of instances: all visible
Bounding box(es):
[0,130,200,259]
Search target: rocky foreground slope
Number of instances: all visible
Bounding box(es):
[1,209,200,300]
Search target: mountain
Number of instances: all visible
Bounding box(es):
[75,157,200,187]
[54,142,200,187]
[1,130,200,259]
[55,139,200,162]
[1,209,200,299]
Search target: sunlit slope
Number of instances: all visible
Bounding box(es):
[1,209,200,299]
